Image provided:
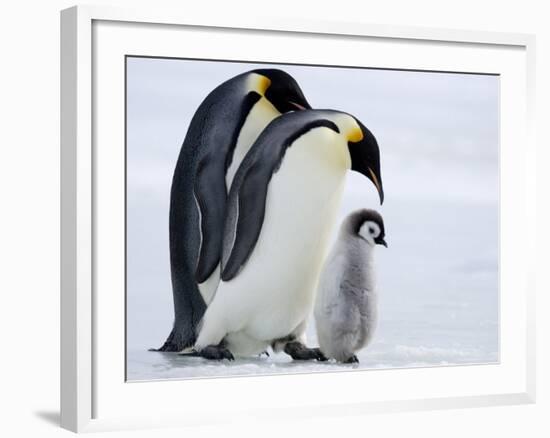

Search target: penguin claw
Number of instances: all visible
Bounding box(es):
[178,346,198,355]
[284,342,328,361]
[198,345,235,361]
[315,348,329,362]
[343,355,359,364]
[223,351,235,361]
[154,327,194,352]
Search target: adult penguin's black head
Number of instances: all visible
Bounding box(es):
[253,69,311,113]
[347,118,384,204]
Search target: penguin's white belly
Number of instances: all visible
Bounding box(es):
[199,128,350,355]
[197,265,220,306]
[225,97,280,187]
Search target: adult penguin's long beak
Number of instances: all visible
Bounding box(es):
[289,101,309,110]
[367,166,384,205]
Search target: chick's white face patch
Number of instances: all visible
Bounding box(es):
[359,220,381,244]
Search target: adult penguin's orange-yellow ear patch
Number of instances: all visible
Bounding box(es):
[347,125,364,143]
[256,74,271,96]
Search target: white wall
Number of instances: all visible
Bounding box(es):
[0,0,547,436]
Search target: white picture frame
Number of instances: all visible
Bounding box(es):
[60,4,536,433]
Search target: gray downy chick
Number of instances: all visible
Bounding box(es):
[314,209,387,363]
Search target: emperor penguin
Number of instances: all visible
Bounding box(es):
[314,209,387,364]
[191,110,384,360]
[157,69,311,352]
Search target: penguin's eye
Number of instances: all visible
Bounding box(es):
[369,227,375,234]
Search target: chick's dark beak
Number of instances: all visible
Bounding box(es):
[376,237,388,248]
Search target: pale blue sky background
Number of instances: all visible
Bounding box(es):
[126,57,499,379]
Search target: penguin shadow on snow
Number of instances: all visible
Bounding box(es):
[151,350,365,373]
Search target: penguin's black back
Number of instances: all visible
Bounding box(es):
[163,72,262,350]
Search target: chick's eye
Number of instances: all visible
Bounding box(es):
[369,227,375,234]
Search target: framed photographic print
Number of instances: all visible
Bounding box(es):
[61,5,536,433]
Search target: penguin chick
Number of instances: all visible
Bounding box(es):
[314,209,387,363]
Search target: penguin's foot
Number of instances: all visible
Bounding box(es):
[198,345,235,361]
[151,327,194,352]
[343,354,359,364]
[284,342,328,361]
[150,342,181,352]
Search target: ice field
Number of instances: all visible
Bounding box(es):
[125,58,499,381]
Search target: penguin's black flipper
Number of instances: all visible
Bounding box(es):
[220,111,340,281]
[193,91,264,284]
[221,162,269,282]
[194,158,227,283]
